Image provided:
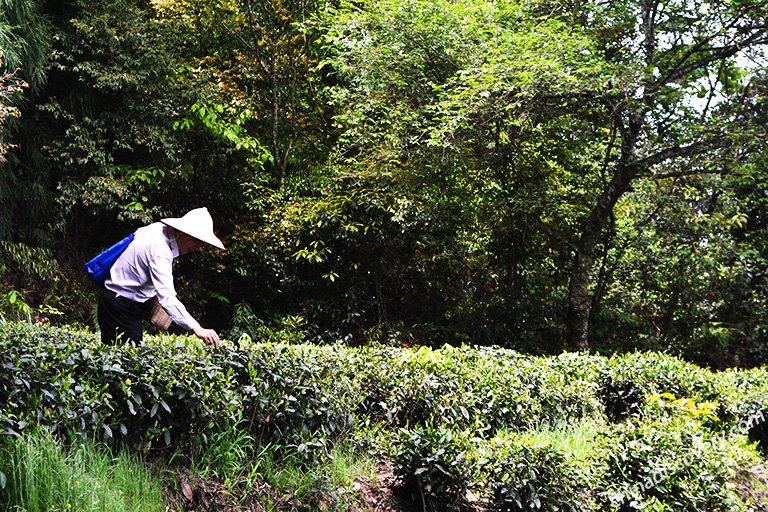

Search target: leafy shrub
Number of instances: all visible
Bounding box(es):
[711,366,768,435]
[237,343,361,449]
[596,418,757,511]
[3,321,768,511]
[390,424,474,512]
[473,432,593,512]
[603,351,717,401]
[597,377,645,423]
[729,393,768,455]
[0,323,361,455]
[0,323,242,450]
[351,345,601,436]
[644,393,720,427]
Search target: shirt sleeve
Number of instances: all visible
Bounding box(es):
[148,252,200,332]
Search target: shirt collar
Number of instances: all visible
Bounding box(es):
[163,224,180,258]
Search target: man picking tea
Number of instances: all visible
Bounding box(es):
[96,207,225,346]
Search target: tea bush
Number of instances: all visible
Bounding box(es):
[0,323,243,450]
[349,345,602,435]
[473,431,595,512]
[2,321,767,511]
[596,417,760,511]
[712,367,768,435]
[601,351,718,400]
[390,424,474,511]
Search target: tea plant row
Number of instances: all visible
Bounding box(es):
[2,322,767,510]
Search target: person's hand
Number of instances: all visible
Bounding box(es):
[193,326,221,347]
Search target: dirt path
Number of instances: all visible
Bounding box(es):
[167,465,421,512]
[168,462,768,511]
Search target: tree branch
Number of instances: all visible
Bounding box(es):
[644,168,734,179]
[635,137,730,169]
[653,3,768,89]
[524,215,579,252]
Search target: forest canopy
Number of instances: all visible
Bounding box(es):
[0,0,767,366]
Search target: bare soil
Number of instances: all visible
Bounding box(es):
[167,462,768,512]
[165,464,423,512]
[734,463,768,511]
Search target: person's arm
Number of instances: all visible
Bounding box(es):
[193,326,220,346]
[149,254,220,346]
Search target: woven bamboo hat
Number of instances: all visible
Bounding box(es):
[161,207,225,250]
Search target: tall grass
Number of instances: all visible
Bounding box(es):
[179,422,380,511]
[0,429,166,512]
[0,425,379,512]
[518,418,603,462]
[329,443,378,487]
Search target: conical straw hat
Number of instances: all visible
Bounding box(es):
[161,207,225,250]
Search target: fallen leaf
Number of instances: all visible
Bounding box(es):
[181,481,193,501]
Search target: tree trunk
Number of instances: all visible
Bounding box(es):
[566,162,639,350]
[566,249,595,351]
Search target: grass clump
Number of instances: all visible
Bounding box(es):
[517,418,603,463]
[164,421,380,512]
[0,428,166,512]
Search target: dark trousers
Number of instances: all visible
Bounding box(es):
[98,290,145,344]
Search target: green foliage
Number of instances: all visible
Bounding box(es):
[0,241,92,330]
[317,0,768,352]
[595,172,768,363]
[0,0,51,92]
[390,425,473,511]
[474,431,594,511]
[600,350,718,402]
[3,322,768,510]
[0,324,240,450]
[3,0,190,246]
[597,377,646,423]
[174,102,272,166]
[0,428,165,512]
[0,240,57,279]
[0,289,32,323]
[647,393,720,424]
[248,170,529,347]
[597,418,757,512]
[0,50,27,165]
[1,0,766,358]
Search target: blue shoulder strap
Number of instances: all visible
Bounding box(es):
[84,233,135,284]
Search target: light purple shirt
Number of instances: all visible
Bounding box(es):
[104,222,200,331]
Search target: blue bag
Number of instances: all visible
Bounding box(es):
[84,233,135,284]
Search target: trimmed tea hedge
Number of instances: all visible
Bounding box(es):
[2,321,767,511]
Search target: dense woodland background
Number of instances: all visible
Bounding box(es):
[1,0,767,366]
